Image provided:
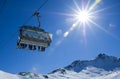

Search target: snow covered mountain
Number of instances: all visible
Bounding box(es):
[1,53,120,79]
[64,53,120,72]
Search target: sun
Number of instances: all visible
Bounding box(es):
[62,0,110,39]
[61,0,102,38]
[76,10,90,23]
[57,0,116,45]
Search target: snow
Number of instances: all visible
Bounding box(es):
[1,53,120,79]
[0,71,19,79]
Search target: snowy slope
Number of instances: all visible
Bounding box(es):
[1,54,120,79]
[0,70,19,79]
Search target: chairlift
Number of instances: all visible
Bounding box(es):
[17,25,52,51]
[17,0,52,52]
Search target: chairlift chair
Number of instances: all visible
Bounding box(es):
[17,25,52,51]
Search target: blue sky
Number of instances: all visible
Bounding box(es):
[0,0,120,74]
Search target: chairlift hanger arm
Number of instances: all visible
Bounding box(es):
[33,12,41,28]
[33,0,48,28]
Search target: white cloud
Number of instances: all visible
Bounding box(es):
[31,67,37,72]
[56,29,63,36]
[109,23,116,27]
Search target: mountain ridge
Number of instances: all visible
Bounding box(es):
[51,53,120,73]
[1,53,120,79]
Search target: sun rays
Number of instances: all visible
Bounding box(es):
[62,0,114,39]
[63,0,100,38]
[55,0,119,46]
